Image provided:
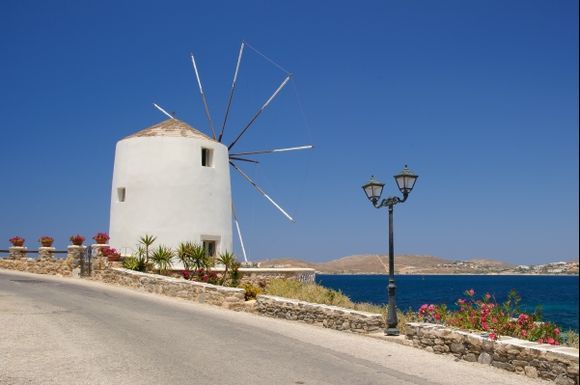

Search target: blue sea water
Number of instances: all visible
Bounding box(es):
[315,274,579,331]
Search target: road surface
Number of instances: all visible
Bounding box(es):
[0,270,551,385]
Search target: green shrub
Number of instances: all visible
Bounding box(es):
[564,330,579,348]
[150,245,174,274]
[242,283,263,300]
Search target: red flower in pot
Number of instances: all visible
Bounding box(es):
[38,236,54,247]
[92,232,110,245]
[9,236,25,247]
[69,234,85,246]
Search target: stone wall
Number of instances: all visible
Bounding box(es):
[256,294,385,334]
[0,246,84,277]
[237,267,316,286]
[93,268,246,310]
[406,322,579,385]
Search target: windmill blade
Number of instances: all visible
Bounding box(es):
[229,156,260,164]
[230,145,313,157]
[190,52,217,140]
[228,74,292,150]
[230,161,295,222]
[219,41,245,143]
[232,203,248,263]
[153,103,176,120]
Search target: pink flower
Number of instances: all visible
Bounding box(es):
[547,337,555,345]
[489,333,497,341]
[482,322,488,330]
[428,304,435,312]
[434,313,441,321]
[457,298,465,305]
[554,328,560,335]
[537,338,544,344]
[467,289,475,297]
[484,293,491,300]
[521,330,527,337]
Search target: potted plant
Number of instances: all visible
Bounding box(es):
[102,247,121,261]
[9,236,25,247]
[38,236,54,247]
[69,234,85,246]
[92,232,110,245]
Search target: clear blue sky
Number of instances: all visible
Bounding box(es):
[1,0,578,265]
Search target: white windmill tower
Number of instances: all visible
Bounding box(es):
[109,42,312,261]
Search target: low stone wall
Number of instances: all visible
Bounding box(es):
[0,246,84,277]
[93,268,246,310]
[256,294,385,334]
[406,322,579,385]
[238,267,316,286]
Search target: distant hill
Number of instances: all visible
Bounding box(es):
[257,254,524,275]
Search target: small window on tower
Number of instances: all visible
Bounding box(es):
[117,187,126,202]
[201,148,213,167]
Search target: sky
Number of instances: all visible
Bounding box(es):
[0,0,578,265]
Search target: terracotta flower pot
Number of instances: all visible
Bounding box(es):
[107,254,121,262]
[94,237,108,245]
[11,240,24,247]
[40,240,53,247]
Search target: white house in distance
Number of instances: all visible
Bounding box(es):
[109,118,233,256]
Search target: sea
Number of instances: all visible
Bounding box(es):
[315,274,579,331]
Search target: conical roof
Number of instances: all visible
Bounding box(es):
[122,118,213,141]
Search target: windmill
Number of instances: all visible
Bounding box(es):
[109,42,312,262]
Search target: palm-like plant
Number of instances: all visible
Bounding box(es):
[191,243,212,271]
[176,241,195,271]
[217,251,236,286]
[150,245,174,275]
[139,234,157,264]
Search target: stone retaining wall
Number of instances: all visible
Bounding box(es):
[93,268,246,310]
[256,294,385,334]
[406,322,579,385]
[0,246,85,276]
[237,268,316,286]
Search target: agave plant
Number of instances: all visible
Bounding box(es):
[150,245,174,275]
[176,241,195,272]
[190,243,212,271]
[217,251,237,286]
[139,234,157,264]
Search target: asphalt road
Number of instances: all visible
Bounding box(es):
[0,270,552,385]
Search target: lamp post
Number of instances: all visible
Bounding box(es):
[362,165,418,336]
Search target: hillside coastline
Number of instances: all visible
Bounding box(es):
[257,255,579,275]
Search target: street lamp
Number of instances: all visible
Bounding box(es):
[362,165,418,336]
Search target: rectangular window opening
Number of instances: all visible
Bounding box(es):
[117,187,126,202]
[201,148,213,167]
[202,240,217,257]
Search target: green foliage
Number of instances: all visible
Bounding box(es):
[217,251,238,286]
[563,330,579,349]
[139,234,157,264]
[122,254,147,272]
[229,261,242,287]
[150,245,174,274]
[242,283,263,300]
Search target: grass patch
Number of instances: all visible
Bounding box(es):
[264,279,424,331]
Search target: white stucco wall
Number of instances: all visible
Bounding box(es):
[109,136,232,255]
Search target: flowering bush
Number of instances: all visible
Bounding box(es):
[69,234,85,246]
[92,232,110,244]
[38,236,54,246]
[101,247,121,260]
[418,289,562,345]
[418,303,447,323]
[182,268,219,284]
[9,236,25,246]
